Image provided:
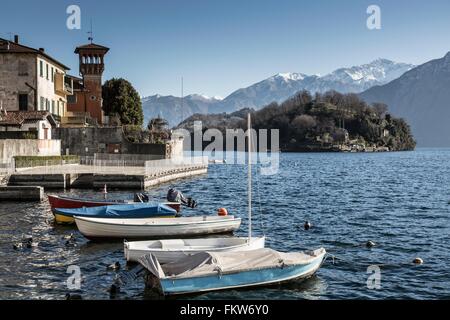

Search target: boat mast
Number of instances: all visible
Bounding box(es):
[248,113,252,240]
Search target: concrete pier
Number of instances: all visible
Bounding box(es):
[0,186,44,201]
[6,161,208,190]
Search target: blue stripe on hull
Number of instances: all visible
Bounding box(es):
[160,257,323,295]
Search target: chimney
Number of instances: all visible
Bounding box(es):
[39,48,45,52]
[14,35,19,44]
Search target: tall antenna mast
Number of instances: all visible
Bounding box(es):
[88,19,94,43]
[248,113,252,241]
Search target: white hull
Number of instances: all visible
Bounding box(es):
[124,236,265,263]
[74,215,242,239]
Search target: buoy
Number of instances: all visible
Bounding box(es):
[366,240,376,248]
[413,258,424,265]
[103,184,108,199]
[304,221,311,230]
[217,208,228,216]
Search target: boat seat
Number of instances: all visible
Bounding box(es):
[159,239,186,249]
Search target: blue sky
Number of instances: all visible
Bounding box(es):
[1,0,449,98]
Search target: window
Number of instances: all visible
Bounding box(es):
[39,61,43,77]
[67,94,77,104]
[51,67,54,82]
[18,94,28,111]
[46,99,50,111]
[18,61,28,76]
[46,64,49,80]
[52,100,55,114]
[40,97,45,110]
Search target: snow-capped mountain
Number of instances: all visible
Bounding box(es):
[142,59,414,126]
[360,52,450,147]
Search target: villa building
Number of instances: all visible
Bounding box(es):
[0,35,73,124]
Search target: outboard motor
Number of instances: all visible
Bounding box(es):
[167,188,197,208]
[134,193,149,203]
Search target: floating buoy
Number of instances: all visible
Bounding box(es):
[103,184,108,199]
[217,208,228,216]
[366,240,376,248]
[304,221,311,230]
[413,257,424,265]
[107,261,121,271]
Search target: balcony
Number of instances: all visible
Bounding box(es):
[55,73,73,97]
[61,112,98,127]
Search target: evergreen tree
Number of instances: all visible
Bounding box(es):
[102,78,143,126]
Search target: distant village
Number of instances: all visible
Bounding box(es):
[0,35,183,170]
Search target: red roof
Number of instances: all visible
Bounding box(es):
[0,37,70,70]
[74,43,109,54]
[0,111,57,126]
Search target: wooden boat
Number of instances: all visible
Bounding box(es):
[138,247,326,295]
[74,215,242,240]
[48,194,181,224]
[54,202,177,223]
[124,237,265,264]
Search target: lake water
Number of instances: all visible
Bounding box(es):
[1,149,449,299]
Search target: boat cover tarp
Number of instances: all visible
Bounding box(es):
[54,202,177,218]
[139,248,325,279]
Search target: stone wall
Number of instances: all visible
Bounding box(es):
[53,126,182,158]
[0,53,37,111]
[0,139,61,162]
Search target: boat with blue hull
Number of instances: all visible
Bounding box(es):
[54,202,177,221]
[139,247,326,295]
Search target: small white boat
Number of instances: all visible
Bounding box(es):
[124,237,265,264]
[139,247,326,295]
[74,215,242,240]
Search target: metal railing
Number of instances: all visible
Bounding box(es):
[12,156,208,176]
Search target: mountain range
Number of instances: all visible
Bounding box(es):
[142,59,414,127]
[360,52,450,147]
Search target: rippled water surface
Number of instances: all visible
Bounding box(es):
[1,149,449,299]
